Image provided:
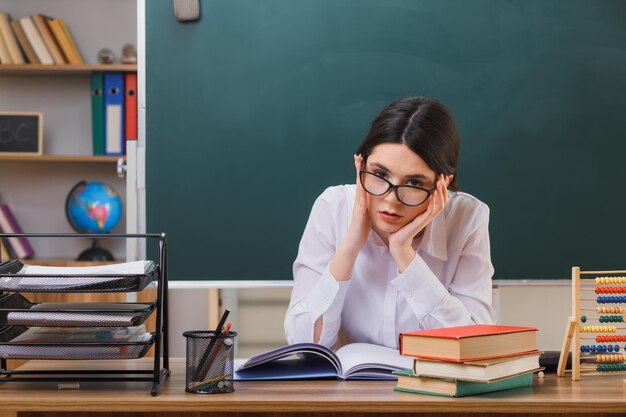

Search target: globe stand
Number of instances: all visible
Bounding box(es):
[77,239,115,262]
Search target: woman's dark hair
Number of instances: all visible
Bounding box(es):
[356,96,460,191]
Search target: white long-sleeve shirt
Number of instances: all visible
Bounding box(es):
[284,184,497,349]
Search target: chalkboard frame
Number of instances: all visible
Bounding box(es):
[0,112,43,155]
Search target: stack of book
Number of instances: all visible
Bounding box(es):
[395,324,541,397]
[0,11,84,65]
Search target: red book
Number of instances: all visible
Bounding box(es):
[0,204,34,259]
[124,72,138,141]
[399,325,538,363]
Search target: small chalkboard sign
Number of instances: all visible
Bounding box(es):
[0,112,43,155]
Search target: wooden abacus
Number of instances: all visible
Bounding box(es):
[558,267,626,380]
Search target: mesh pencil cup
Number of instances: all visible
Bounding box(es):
[183,330,236,394]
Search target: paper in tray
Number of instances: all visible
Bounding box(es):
[0,260,157,292]
[0,293,156,327]
[0,325,155,360]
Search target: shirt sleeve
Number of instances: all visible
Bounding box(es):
[284,188,351,348]
[390,204,497,328]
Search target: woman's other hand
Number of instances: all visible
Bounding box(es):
[329,154,371,281]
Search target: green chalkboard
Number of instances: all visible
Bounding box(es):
[146,0,626,280]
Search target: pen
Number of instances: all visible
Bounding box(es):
[196,309,230,380]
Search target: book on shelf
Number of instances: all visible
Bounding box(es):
[32,14,66,65]
[10,19,38,64]
[53,17,84,64]
[393,369,534,398]
[234,342,413,381]
[0,204,34,260]
[413,351,542,382]
[399,324,538,362]
[19,16,53,65]
[0,17,11,63]
[0,12,24,64]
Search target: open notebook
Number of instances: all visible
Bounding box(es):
[234,342,413,381]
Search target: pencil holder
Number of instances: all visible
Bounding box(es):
[183,330,237,394]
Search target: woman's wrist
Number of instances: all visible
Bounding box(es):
[390,246,416,273]
[329,245,359,281]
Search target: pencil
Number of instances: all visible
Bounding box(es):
[196,309,230,380]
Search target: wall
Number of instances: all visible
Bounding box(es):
[166,284,571,359]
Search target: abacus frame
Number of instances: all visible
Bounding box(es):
[558,266,626,380]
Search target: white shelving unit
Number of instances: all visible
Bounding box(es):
[0,0,137,261]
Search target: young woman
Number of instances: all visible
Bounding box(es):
[284,96,496,349]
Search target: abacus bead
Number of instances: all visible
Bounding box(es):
[581,316,587,323]
[608,345,614,352]
[615,345,620,352]
[591,345,597,352]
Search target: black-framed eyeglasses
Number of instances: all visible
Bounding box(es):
[359,170,436,207]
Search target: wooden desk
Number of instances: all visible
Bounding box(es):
[0,359,625,417]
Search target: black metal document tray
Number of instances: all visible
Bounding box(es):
[0,293,156,327]
[0,260,157,293]
[0,325,155,360]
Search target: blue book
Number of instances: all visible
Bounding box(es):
[234,342,413,381]
[103,72,125,156]
[393,369,534,397]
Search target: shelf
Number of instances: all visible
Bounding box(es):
[0,64,137,75]
[0,155,122,163]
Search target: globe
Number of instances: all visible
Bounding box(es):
[65,181,122,260]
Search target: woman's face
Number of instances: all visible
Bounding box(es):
[363,143,437,237]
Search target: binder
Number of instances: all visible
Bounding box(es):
[104,72,125,156]
[124,72,138,141]
[91,72,105,155]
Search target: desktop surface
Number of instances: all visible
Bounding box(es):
[0,359,624,416]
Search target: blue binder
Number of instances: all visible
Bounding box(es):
[103,72,125,156]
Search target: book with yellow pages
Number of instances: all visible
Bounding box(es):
[413,352,542,382]
[393,369,534,397]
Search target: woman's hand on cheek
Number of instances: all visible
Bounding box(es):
[339,154,371,259]
[388,174,452,272]
[330,154,371,282]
